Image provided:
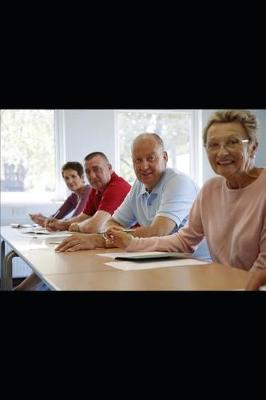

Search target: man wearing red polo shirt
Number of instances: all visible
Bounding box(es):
[14,152,131,290]
[47,152,131,233]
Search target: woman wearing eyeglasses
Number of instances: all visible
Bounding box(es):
[106,110,266,274]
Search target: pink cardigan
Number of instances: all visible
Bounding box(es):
[126,169,266,271]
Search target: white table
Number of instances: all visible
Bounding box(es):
[0,226,249,291]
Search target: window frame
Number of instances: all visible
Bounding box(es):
[1,109,66,204]
[114,109,203,187]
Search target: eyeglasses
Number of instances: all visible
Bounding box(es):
[205,137,250,152]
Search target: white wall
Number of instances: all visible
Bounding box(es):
[64,110,116,166]
[254,109,266,168]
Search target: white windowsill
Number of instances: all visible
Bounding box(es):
[1,192,65,206]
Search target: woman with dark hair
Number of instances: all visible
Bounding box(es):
[29,161,91,227]
[14,162,91,291]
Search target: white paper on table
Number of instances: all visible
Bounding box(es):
[27,237,68,249]
[19,229,72,238]
[105,258,207,271]
[20,227,70,234]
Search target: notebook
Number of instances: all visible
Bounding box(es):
[115,252,196,262]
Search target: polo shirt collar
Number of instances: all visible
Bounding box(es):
[138,181,161,197]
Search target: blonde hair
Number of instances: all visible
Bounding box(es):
[203,110,259,146]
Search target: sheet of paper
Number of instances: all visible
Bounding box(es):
[19,229,72,238]
[20,227,70,234]
[97,251,171,259]
[105,258,207,271]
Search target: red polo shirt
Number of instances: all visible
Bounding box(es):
[83,172,131,216]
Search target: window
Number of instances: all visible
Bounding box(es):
[0,109,66,202]
[115,110,202,186]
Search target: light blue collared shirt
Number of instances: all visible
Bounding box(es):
[112,168,199,233]
[112,168,211,262]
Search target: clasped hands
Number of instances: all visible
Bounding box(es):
[55,226,133,253]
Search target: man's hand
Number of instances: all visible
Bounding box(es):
[55,233,100,252]
[105,228,133,249]
[246,270,266,291]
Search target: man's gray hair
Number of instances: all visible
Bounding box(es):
[131,133,165,152]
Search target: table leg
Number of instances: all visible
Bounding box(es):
[1,250,19,291]
[1,240,5,277]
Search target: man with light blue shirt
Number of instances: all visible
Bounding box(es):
[110,167,197,234]
[105,133,210,261]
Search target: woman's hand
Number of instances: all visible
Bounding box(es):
[29,213,47,227]
[55,234,100,252]
[46,219,68,231]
